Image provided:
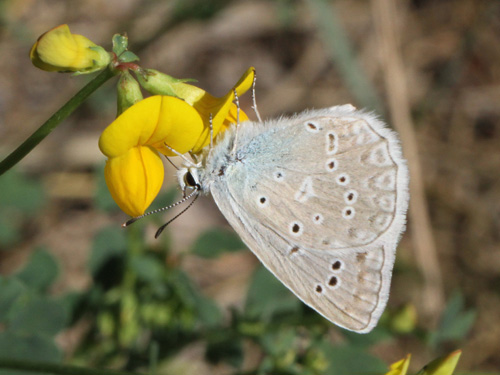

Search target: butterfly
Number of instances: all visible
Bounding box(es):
[162,103,410,333]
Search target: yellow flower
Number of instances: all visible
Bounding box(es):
[99,96,204,217]
[30,24,110,74]
[385,355,411,375]
[416,350,462,375]
[390,304,418,334]
[99,68,254,217]
[136,67,255,153]
[385,351,462,375]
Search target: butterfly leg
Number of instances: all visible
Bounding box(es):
[252,69,263,122]
[163,143,197,167]
[231,88,241,155]
[209,113,214,149]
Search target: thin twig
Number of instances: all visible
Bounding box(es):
[371,0,445,319]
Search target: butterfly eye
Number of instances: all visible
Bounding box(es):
[184,171,198,187]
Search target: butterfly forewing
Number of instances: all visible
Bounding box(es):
[204,106,409,333]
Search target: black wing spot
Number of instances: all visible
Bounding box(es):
[332,261,342,270]
[329,276,338,286]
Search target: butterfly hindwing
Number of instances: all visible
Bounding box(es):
[205,106,409,332]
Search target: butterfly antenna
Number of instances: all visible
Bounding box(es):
[155,192,199,238]
[251,68,262,122]
[122,188,199,227]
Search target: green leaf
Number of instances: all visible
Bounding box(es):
[206,335,244,368]
[195,295,223,328]
[170,269,222,327]
[320,343,387,375]
[0,277,27,323]
[170,269,198,307]
[191,228,244,258]
[244,266,300,320]
[429,291,476,348]
[56,292,84,322]
[0,170,45,213]
[15,248,58,292]
[260,328,296,356]
[0,170,45,248]
[9,295,68,336]
[89,226,127,276]
[131,256,165,283]
[0,331,61,374]
[0,215,20,248]
[112,33,128,56]
[119,51,140,63]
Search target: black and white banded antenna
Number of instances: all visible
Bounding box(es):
[122,187,199,229]
[154,192,199,238]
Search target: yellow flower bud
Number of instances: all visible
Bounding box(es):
[390,304,417,334]
[417,350,462,375]
[30,24,110,74]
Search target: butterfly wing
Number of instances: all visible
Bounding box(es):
[208,105,409,333]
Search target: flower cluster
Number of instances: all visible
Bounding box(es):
[99,68,254,217]
[30,24,254,217]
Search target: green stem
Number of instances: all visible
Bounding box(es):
[0,68,115,176]
[0,359,142,375]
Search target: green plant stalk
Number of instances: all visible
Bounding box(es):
[0,68,115,176]
[123,222,143,290]
[0,359,142,375]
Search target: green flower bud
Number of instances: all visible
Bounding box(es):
[135,68,196,97]
[117,71,143,115]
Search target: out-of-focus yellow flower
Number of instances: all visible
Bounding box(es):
[100,68,254,217]
[136,67,254,153]
[416,350,461,375]
[385,354,411,375]
[385,351,462,375]
[30,24,110,74]
[391,304,418,334]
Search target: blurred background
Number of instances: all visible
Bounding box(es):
[0,0,499,374]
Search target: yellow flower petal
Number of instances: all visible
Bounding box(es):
[30,24,110,73]
[104,146,164,217]
[134,67,255,153]
[99,95,204,158]
[385,354,411,375]
[220,103,250,133]
[189,67,255,153]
